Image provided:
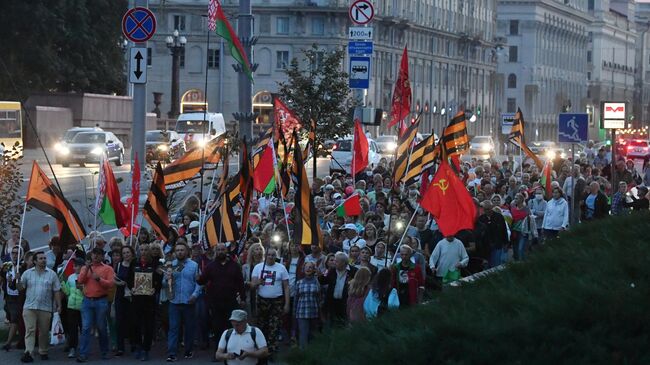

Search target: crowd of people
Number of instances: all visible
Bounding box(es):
[1,139,649,363]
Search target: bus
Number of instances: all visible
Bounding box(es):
[0,101,23,158]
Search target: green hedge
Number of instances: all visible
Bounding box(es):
[283,213,650,365]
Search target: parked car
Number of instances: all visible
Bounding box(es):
[145,130,185,162]
[625,139,650,160]
[58,131,124,167]
[54,127,103,164]
[329,138,382,175]
[469,135,496,157]
[375,135,398,154]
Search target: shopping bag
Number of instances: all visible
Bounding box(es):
[442,268,461,284]
[50,312,66,346]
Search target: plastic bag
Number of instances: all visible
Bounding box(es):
[50,312,65,346]
[443,268,461,284]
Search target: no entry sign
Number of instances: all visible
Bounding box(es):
[349,0,374,25]
[122,7,157,43]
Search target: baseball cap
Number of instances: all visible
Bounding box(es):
[229,309,248,322]
[332,192,342,199]
[341,223,357,231]
[189,221,200,229]
[324,184,335,190]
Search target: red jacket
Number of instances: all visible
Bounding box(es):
[391,261,423,306]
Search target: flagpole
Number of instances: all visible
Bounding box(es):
[390,205,419,265]
[15,202,28,275]
[352,120,356,186]
[274,153,292,244]
[93,156,104,249]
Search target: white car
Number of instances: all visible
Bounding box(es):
[329,138,382,175]
[375,135,398,154]
[469,135,496,157]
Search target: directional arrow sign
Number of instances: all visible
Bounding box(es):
[349,26,373,40]
[129,47,147,84]
[349,0,374,25]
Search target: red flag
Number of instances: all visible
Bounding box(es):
[420,160,476,237]
[253,138,275,193]
[274,97,302,143]
[387,47,411,129]
[61,252,76,280]
[352,119,368,175]
[336,194,362,217]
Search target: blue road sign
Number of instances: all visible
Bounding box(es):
[558,113,588,143]
[348,41,374,55]
[122,7,157,43]
[349,56,370,89]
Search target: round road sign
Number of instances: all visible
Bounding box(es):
[122,7,157,43]
[349,0,375,25]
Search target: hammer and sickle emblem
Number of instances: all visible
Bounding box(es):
[432,178,449,195]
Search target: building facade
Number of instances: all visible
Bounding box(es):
[143,0,499,138]
[496,0,592,142]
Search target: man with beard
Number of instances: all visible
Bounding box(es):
[197,243,245,353]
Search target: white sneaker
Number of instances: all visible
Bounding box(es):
[68,348,76,358]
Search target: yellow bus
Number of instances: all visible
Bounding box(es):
[0,101,23,158]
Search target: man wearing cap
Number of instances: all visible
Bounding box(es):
[341,224,366,255]
[214,310,268,364]
[76,248,115,362]
[185,221,202,249]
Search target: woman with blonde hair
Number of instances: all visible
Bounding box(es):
[346,267,372,323]
[242,242,265,320]
[362,223,379,250]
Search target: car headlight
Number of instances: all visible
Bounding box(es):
[481,144,491,152]
[545,150,555,159]
[59,146,70,155]
[54,142,62,151]
[560,152,566,159]
[197,138,207,148]
[157,144,169,151]
[386,142,397,151]
[91,147,104,155]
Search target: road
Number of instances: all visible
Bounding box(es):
[16,149,332,251]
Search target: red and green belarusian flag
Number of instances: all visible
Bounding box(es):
[253,138,277,194]
[336,194,362,217]
[209,0,253,81]
[539,160,553,198]
[97,159,130,228]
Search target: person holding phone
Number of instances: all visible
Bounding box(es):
[214,310,268,365]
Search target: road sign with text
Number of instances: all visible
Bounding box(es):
[349,27,373,40]
[348,41,373,55]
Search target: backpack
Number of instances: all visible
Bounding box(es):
[224,326,268,365]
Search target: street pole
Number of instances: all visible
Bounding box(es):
[132,0,148,172]
[233,0,257,151]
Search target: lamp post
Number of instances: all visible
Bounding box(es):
[166,29,187,119]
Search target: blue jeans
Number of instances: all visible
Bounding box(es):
[167,303,195,356]
[297,318,318,349]
[516,234,529,261]
[489,248,503,268]
[78,297,109,358]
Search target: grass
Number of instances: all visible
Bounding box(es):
[282,212,650,365]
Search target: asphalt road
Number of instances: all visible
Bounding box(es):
[16,149,332,252]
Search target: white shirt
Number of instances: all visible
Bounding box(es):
[542,198,569,230]
[333,269,349,299]
[217,325,267,365]
[342,236,366,255]
[429,238,469,279]
[370,255,392,270]
[251,262,289,299]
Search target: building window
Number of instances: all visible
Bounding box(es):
[507,74,517,88]
[312,17,325,35]
[180,48,185,68]
[507,98,516,113]
[147,48,152,67]
[277,17,289,34]
[587,51,592,63]
[588,0,594,10]
[509,20,519,35]
[587,71,591,80]
[276,51,289,69]
[208,49,220,69]
[509,46,518,62]
[173,15,186,31]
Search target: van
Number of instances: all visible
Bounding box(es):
[174,112,226,148]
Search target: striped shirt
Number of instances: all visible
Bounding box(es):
[21,267,61,312]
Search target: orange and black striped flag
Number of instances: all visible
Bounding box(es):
[143,162,170,241]
[205,175,240,247]
[441,111,470,157]
[26,162,86,244]
[291,131,322,247]
[508,108,544,169]
[163,135,226,190]
[392,116,421,185]
[402,133,437,186]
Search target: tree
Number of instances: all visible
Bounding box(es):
[277,44,353,167]
[0,145,24,246]
[0,0,127,101]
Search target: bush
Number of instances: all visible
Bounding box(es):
[283,213,650,365]
[0,144,24,245]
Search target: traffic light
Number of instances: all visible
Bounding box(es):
[477,105,481,116]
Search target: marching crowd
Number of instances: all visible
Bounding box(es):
[1,140,650,363]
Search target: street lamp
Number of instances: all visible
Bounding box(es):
[166,29,187,119]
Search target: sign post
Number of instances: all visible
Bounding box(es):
[601,101,628,193]
[122,4,156,172]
